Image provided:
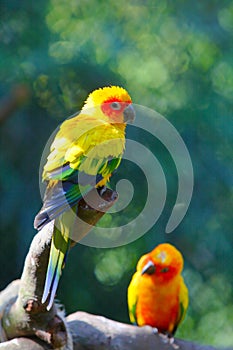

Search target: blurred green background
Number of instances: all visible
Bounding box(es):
[0,0,232,347]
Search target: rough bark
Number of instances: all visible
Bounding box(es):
[0,301,228,350]
[0,187,117,349]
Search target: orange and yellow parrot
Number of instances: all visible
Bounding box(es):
[128,243,188,335]
[34,86,135,310]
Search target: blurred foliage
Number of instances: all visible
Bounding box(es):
[0,0,233,347]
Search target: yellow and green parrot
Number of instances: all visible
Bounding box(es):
[34,86,135,310]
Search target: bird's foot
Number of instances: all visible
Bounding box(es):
[158,333,179,349]
[98,186,107,196]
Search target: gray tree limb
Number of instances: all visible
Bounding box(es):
[0,187,117,349]
[0,188,231,350]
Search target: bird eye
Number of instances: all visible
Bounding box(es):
[161,267,169,273]
[110,102,121,110]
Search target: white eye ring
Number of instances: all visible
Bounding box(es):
[110,102,121,110]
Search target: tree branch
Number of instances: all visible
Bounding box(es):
[67,312,223,350]
[0,188,231,350]
[0,187,117,349]
[0,303,228,350]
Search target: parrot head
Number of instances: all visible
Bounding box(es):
[138,243,184,282]
[83,86,135,124]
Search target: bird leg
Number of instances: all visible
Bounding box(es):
[152,327,158,335]
[98,185,107,196]
[158,332,179,349]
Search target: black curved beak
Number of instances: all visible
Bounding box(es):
[141,260,156,275]
[123,104,135,123]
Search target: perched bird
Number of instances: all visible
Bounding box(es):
[34,86,135,310]
[128,243,188,336]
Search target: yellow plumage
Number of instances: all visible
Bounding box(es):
[43,86,132,182]
[83,86,132,108]
[34,86,134,311]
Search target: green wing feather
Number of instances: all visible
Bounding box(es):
[173,276,189,334]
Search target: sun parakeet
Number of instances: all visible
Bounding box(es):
[34,86,135,310]
[127,243,189,335]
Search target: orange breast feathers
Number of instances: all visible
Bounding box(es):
[127,243,189,335]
